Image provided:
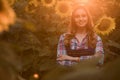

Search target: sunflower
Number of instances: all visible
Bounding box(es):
[55,1,72,18]
[29,0,39,7]
[25,0,39,13]
[41,0,56,7]
[94,16,116,35]
[25,5,36,14]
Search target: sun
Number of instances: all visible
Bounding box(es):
[55,1,72,18]
[94,16,116,35]
[41,0,56,7]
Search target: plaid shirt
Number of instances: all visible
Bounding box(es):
[57,33,104,66]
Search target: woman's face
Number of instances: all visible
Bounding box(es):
[73,8,88,28]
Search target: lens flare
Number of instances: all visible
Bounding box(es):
[33,73,39,79]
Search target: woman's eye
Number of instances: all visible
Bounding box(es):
[75,14,87,18]
[75,15,80,18]
[82,14,86,17]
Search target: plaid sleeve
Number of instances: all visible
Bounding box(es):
[57,34,67,56]
[57,34,67,65]
[95,36,104,54]
[79,36,104,64]
[95,36,104,64]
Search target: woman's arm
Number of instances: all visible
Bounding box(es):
[57,54,80,62]
[57,34,80,65]
[76,36,104,62]
[94,36,104,64]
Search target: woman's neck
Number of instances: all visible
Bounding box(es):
[76,27,87,34]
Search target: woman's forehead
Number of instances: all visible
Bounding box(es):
[73,8,87,15]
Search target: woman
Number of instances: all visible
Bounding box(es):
[57,6,104,66]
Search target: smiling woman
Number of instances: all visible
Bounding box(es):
[57,5,104,66]
[73,8,88,28]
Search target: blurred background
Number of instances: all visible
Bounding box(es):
[0,0,120,80]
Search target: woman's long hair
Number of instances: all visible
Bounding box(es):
[67,6,97,48]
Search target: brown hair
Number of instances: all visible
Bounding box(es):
[66,6,97,48]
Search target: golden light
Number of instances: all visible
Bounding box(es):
[33,73,39,79]
[55,1,72,18]
[41,0,56,7]
[94,16,116,35]
[0,0,16,33]
[0,13,10,33]
[7,8,16,25]
[71,0,94,10]
[72,0,89,5]
[80,0,89,4]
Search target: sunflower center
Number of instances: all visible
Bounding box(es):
[97,19,111,31]
[28,4,36,11]
[45,0,53,4]
[59,4,69,13]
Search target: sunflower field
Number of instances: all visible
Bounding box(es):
[0,0,120,80]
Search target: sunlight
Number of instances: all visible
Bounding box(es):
[33,73,39,79]
[74,0,89,4]
[72,0,91,7]
[80,0,89,3]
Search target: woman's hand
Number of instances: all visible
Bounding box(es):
[94,52,103,59]
[57,54,79,62]
[57,54,72,61]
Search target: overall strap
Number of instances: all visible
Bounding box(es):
[66,46,95,57]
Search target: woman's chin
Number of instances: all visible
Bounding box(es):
[76,23,87,28]
[77,25,86,28]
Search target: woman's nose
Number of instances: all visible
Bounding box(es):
[79,17,83,21]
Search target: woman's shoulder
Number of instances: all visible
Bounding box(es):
[95,34,102,41]
[59,32,73,41]
[60,32,71,37]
